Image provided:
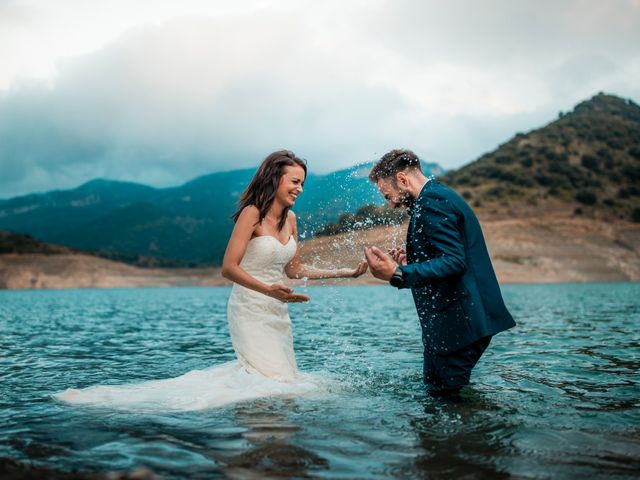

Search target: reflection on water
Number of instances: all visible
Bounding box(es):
[407,390,513,479]
[219,399,328,479]
[0,284,639,479]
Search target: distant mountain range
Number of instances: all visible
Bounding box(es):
[3,92,638,267]
[0,161,442,266]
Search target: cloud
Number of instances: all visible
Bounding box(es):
[0,0,639,198]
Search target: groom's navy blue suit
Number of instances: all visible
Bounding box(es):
[397,179,515,390]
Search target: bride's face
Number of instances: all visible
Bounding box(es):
[276,165,306,207]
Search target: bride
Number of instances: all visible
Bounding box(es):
[53,150,367,411]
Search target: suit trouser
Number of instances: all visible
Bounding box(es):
[423,335,492,392]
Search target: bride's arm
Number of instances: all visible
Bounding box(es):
[284,212,368,280]
[222,206,309,302]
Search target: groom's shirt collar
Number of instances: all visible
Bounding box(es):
[408,177,433,215]
[417,177,432,199]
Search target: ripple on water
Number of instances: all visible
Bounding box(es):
[0,284,639,479]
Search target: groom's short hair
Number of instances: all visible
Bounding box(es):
[368,149,422,183]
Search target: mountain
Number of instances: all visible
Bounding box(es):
[3,92,639,287]
[0,162,443,265]
[6,91,635,269]
[441,93,640,221]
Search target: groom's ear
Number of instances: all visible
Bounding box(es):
[396,171,409,187]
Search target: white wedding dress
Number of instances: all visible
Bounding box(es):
[52,235,325,412]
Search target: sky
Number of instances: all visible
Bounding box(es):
[1,0,639,198]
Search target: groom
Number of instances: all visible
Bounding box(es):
[364,149,515,396]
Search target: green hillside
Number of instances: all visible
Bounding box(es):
[442,93,640,221]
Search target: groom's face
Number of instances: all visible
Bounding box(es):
[376,177,413,210]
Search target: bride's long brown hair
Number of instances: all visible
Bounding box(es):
[232,150,307,231]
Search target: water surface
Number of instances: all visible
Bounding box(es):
[1,284,639,478]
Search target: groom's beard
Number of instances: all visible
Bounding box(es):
[398,190,415,209]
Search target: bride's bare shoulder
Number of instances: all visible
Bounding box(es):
[238,205,260,221]
[287,210,298,235]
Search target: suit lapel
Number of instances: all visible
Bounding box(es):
[406,179,435,263]
[406,205,418,262]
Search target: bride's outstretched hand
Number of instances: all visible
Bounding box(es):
[266,283,310,303]
[344,260,369,278]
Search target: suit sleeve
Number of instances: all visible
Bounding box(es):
[397,197,466,288]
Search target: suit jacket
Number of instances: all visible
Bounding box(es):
[398,179,515,354]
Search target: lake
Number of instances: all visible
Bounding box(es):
[1,284,639,479]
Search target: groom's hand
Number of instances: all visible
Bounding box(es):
[388,247,407,266]
[364,246,398,281]
[267,284,310,303]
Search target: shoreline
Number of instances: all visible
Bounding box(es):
[2,283,638,293]
[1,275,638,292]
[2,214,639,290]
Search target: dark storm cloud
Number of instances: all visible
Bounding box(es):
[0,1,639,198]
